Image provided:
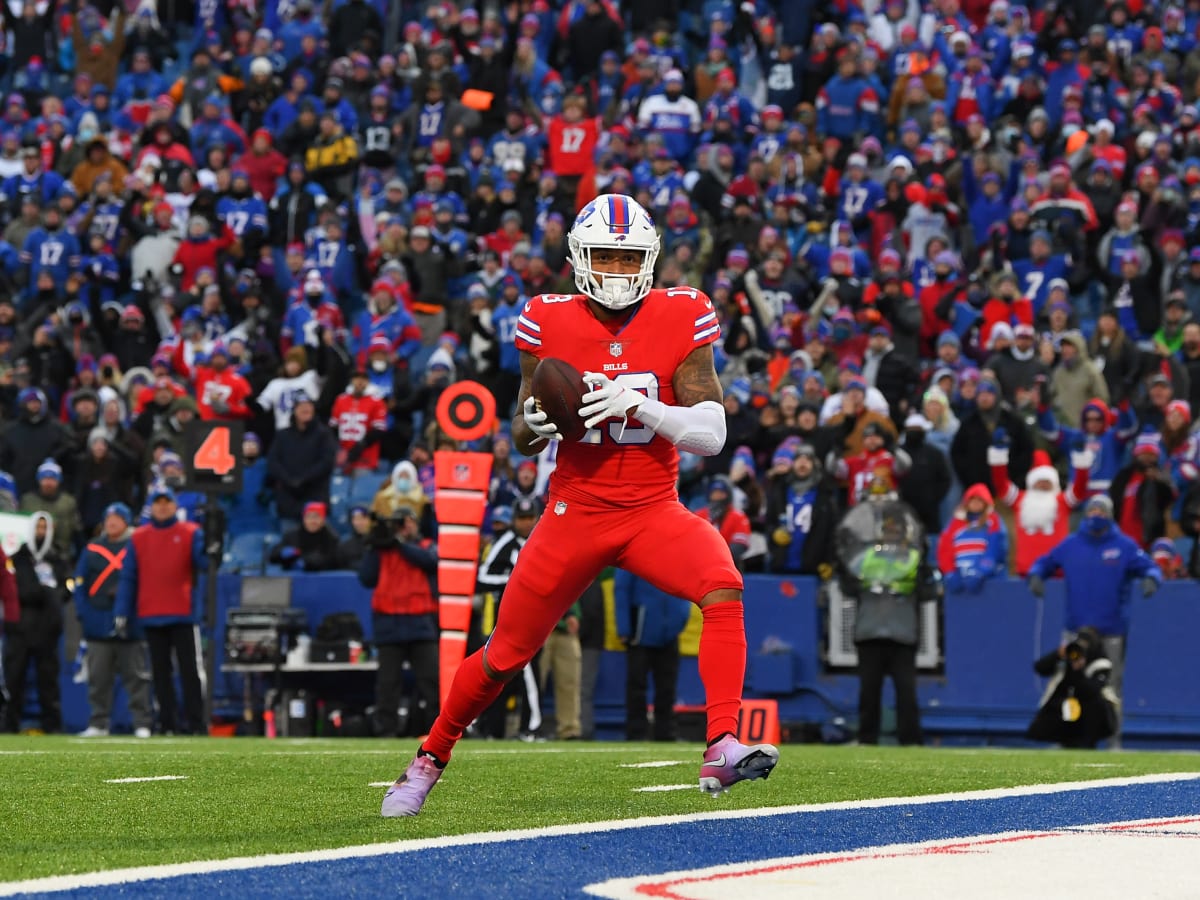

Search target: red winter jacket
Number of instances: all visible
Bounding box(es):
[233,148,289,202]
[171,228,235,291]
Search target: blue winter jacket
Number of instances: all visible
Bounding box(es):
[614,570,693,649]
[1028,519,1161,636]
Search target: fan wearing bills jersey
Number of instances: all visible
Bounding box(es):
[383,194,779,817]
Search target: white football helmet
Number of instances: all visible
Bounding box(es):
[567,193,660,310]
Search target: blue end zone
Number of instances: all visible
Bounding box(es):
[23,777,1200,899]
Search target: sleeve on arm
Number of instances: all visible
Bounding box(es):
[513,298,545,356]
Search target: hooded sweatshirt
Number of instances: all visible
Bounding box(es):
[1028,517,1160,635]
[1050,332,1110,426]
[371,460,429,521]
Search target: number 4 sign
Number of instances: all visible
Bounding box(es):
[184,420,245,494]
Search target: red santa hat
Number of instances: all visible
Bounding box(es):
[1025,450,1060,490]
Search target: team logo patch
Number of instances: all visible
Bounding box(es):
[609,342,623,358]
[555,501,568,516]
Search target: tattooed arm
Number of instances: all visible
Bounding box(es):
[671,344,724,408]
[512,350,544,457]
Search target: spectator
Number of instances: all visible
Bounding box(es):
[73,503,152,738]
[0,388,70,497]
[224,432,271,533]
[337,505,373,571]
[3,512,66,733]
[265,391,336,531]
[937,484,1009,593]
[562,0,624,82]
[19,459,80,559]
[1029,494,1162,734]
[256,347,325,435]
[358,506,439,738]
[1050,333,1110,426]
[1110,432,1177,549]
[372,460,432,535]
[72,427,137,537]
[270,501,342,572]
[698,477,752,570]
[1149,537,1186,580]
[305,111,360,203]
[614,569,692,742]
[951,378,1033,498]
[766,444,839,576]
[898,414,952,534]
[114,484,206,736]
[330,369,388,473]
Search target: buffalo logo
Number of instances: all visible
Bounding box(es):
[609,341,623,358]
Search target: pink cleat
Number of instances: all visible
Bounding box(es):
[699,734,779,797]
[381,754,443,817]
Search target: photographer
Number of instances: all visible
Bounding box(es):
[358,507,439,738]
[1027,627,1119,749]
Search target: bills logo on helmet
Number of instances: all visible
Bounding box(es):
[606,195,632,235]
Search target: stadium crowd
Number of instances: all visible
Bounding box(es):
[4,0,1200,733]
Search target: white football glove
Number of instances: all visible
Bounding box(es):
[579,371,647,429]
[522,396,562,444]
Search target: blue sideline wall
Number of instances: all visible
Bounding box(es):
[54,575,1200,743]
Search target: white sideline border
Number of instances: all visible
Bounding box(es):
[1,772,1198,897]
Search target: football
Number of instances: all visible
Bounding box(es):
[531,357,588,442]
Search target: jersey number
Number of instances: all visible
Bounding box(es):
[560,127,586,153]
[194,426,237,475]
[39,243,62,266]
[1023,271,1044,301]
[579,373,659,446]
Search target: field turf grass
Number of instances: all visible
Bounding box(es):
[2,735,1199,883]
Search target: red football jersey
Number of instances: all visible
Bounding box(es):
[194,367,253,420]
[331,392,388,470]
[546,116,601,177]
[514,288,721,507]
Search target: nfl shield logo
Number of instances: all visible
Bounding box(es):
[554,501,568,516]
[609,342,623,358]
[454,464,470,483]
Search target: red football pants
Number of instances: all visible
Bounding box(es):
[423,496,745,761]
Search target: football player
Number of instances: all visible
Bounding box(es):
[383,194,779,816]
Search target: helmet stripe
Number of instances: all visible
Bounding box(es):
[608,194,630,235]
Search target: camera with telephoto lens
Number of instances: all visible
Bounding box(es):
[369,506,415,548]
[1066,627,1099,663]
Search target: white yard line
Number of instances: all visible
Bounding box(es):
[1,772,1197,897]
[632,784,696,793]
[619,761,686,769]
[103,776,189,784]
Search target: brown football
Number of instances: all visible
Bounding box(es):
[531,357,588,442]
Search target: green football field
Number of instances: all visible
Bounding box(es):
[3,735,1199,884]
